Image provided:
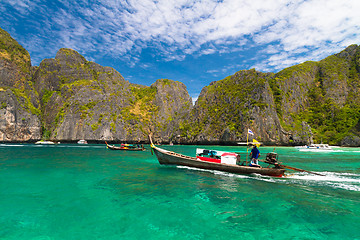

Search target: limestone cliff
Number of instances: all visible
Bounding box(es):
[271,45,360,146]
[32,49,192,142]
[0,27,41,141]
[179,45,360,146]
[0,27,192,142]
[1,26,360,145]
[150,79,193,143]
[181,69,285,144]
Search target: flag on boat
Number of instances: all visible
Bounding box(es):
[248,129,254,135]
[252,139,261,147]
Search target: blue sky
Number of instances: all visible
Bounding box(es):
[1,0,359,102]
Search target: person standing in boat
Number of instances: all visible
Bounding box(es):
[249,145,261,167]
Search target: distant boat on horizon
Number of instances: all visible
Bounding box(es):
[35,140,56,145]
[77,139,88,144]
[105,142,145,151]
[295,143,334,151]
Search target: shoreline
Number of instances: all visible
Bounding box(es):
[1,140,357,147]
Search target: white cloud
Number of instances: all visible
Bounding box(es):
[201,48,216,55]
[2,0,34,14]
[1,0,360,71]
[250,0,360,71]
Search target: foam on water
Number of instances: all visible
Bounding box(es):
[177,166,279,182]
[288,172,360,182]
[0,144,25,147]
[177,166,360,191]
[177,166,251,179]
[285,171,360,191]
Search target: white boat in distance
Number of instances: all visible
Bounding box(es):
[295,144,333,151]
[77,139,88,144]
[35,140,55,145]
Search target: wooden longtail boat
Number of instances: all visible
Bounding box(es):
[105,141,145,151]
[149,136,286,177]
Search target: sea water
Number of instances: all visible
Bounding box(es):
[0,144,359,240]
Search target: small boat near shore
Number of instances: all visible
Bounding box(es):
[105,141,145,151]
[77,139,88,144]
[149,136,286,177]
[35,140,56,145]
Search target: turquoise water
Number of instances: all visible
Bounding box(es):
[0,144,359,240]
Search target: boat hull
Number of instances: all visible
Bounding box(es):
[35,141,55,145]
[108,146,145,151]
[152,146,285,177]
[106,142,145,151]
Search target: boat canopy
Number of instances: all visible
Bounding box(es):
[196,148,239,165]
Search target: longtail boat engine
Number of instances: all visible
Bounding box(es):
[265,152,280,167]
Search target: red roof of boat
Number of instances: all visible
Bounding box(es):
[221,152,237,157]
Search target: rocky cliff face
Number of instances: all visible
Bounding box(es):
[32,48,132,141]
[0,27,192,142]
[0,28,41,141]
[150,79,193,143]
[271,45,360,145]
[178,45,360,145]
[31,49,192,142]
[181,69,286,144]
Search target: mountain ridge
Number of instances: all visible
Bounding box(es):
[1,27,359,146]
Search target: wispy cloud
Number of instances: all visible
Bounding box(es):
[1,0,359,72]
[252,0,360,71]
[2,0,41,14]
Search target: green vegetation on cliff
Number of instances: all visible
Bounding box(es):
[300,52,360,144]
[180,69,271,141]
[1,26,360,145]
[270,47,360,145]
[0,27,40,124]
[180,47,360,145]
[120,85,158,134]
[0,27,31,73]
